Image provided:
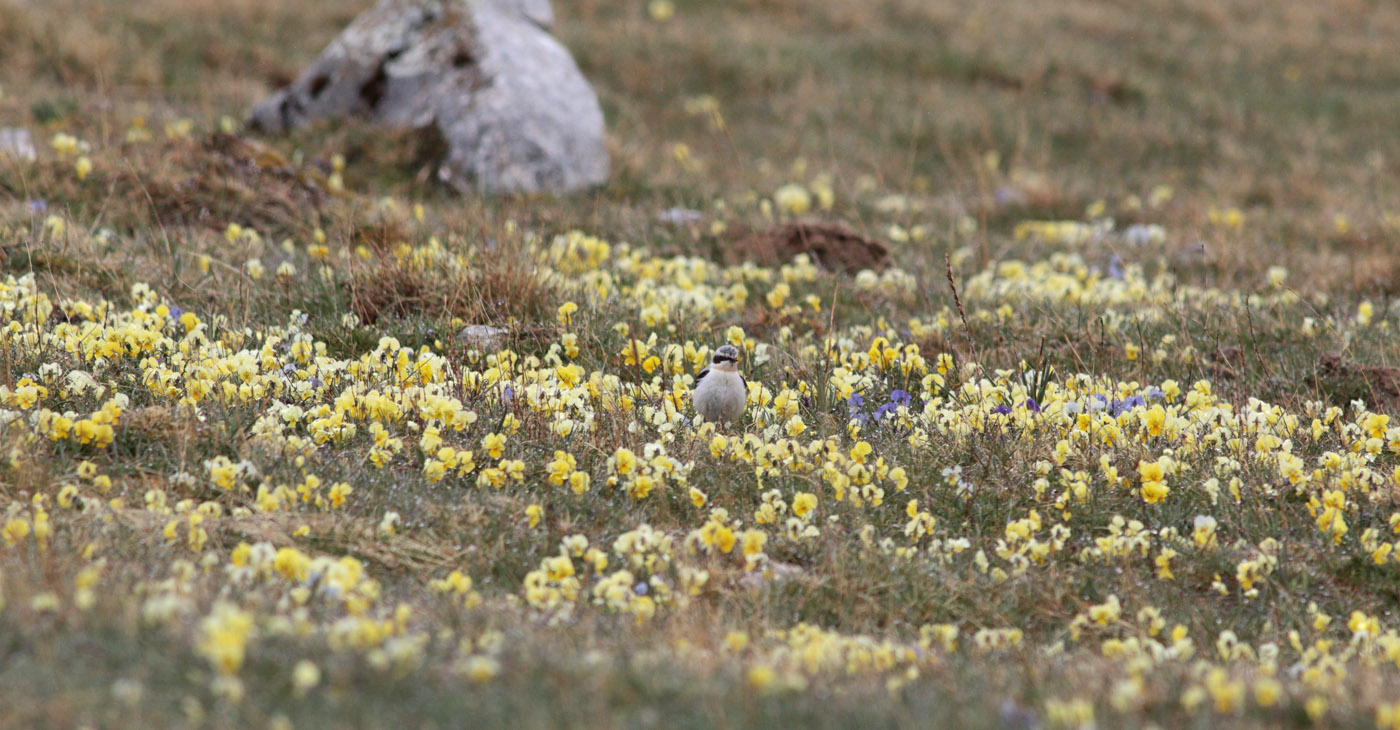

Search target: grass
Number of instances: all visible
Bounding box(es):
[3,0,1400,728]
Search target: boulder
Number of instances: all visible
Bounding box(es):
[248,0,607,195]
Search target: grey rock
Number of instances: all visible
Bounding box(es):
[248,0,607,195]
[458,324,507,349]
[656,207,704,226]
[0,128,36,162]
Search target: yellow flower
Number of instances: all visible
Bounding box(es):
[2,518,30,547]
[273,547,311,581]
[179,311,199,334]
[850,441,872,464]
[557,301,578,327]
[461,655,500,683]
[547,451,577,485]
[792,492,817,519]
[292,660,321,693]
[51,133,79,156]
[621,338,650,366]
[613,448,637,475]
[741,529,767,556]
[1088,595,1120,625]
[701,523,738,554]
[648,0,675,22]
[197,602,254,675]
[746,664,775,689]
[1135,458,1170,504]
[1143,404,1166,436]
[774,183,812,216]
[1379,703,1400,730]
[709,435,728,458]
[1358,300,1374,326]
[1193,515,1218,549]
[328,483,353,508]
[1141,480,1170,504]
[725,631,749,651]
[629,474,655,499]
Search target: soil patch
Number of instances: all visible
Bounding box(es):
[726,222,889,274]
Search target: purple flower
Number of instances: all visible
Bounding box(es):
[992,404,1012,415]
[1145,387,1165,401]
[501,385,515,403]
[847,393,864,408]
[994,186,1024,205]
[1108,254,1125,280]
[167,305,183,320]
[872,389,914,422]
[634,582,649,596]
[1022,398,1040,412]
[1110,395,1146,416]
[27,200,47,213]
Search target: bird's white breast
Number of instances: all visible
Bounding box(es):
[694,370,746,423]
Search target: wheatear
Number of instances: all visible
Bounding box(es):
[692,345,747,424]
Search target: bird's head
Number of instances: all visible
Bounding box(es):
[711,345,741,372]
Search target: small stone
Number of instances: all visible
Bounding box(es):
[656,207,703,225]
[0,128,36,162]
[459,324,507,349]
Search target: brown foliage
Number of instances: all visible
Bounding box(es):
[127,133,328,235]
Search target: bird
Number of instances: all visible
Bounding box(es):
[692,344,747,424]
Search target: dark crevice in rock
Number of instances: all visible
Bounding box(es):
[359,63,389,110]
[309,74,331,98]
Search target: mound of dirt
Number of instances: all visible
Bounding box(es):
[135,133,328,235]
[726,222,889,274]
[1316,353,1400,411]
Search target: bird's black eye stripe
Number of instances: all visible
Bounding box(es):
[712,355,736,363]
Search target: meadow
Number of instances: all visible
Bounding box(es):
[3,0,1400,727]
